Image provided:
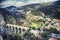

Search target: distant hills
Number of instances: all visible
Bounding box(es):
[0,1,60,26]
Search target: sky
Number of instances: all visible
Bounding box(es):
[0,0,58,8]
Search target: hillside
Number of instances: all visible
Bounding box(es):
[0,1,60,28]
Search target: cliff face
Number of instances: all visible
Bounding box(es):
[0,14,5,25]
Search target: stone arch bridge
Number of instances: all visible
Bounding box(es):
[1,24,29,35]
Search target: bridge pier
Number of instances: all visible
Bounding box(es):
[12,27,14,32]
[14,27,16,33]
[19,28,21,34]
[9,26,11,32]
[17,28,20,34]
[16,27,18,34]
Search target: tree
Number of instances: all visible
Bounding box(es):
[49,27,59,33]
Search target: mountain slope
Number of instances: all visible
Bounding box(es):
[0,8,16,25]
[0,1,60,27]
